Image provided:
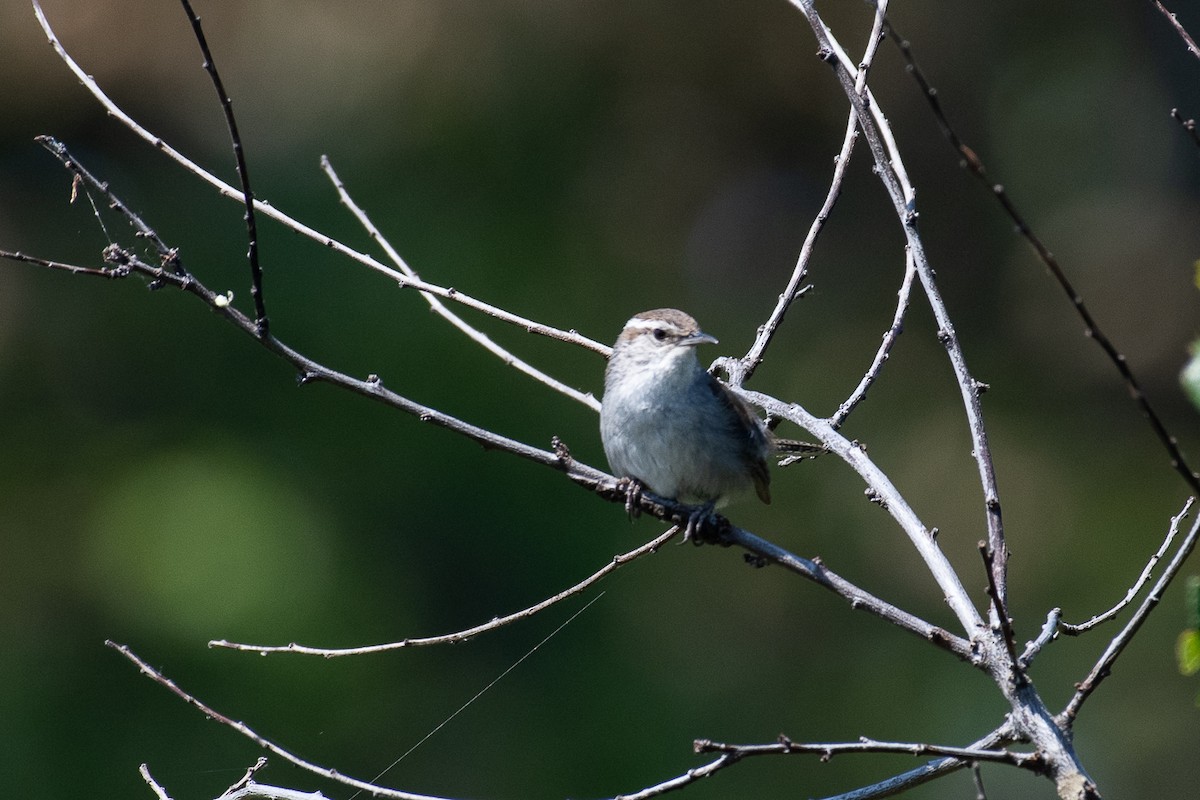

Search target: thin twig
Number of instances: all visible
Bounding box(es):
[695,734,1041,770]
[832,247,916,427]
[1150,0,1200,60]
[980,542,1024,686]
[139,764,173,800]
[736,387,985,639]
[884,19,1200,498]
[1018,607,1062,669]
[790,0,1009,615]
[718,523,972,661]
[1061,508,1200,723]
[219,757,269,799]
[212,526,679,655]
[971,762,988,800]
[611,754,739,800]
[30,0,609,357]
[1170,108,1200,149]
[1061,497,1194,634]
[0,249,128,278]
[320,156,600,411]
[178,0,267,336]
[814,728,1015,800]
[37,136,178,262]
[224,786,330,800]
[108,642,455,800]
[793,14,1101,789]
[736,1,889,384]
[625,725,1014,800]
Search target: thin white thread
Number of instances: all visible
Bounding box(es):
[356,591,606,794]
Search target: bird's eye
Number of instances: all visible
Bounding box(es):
[652,328,668,342]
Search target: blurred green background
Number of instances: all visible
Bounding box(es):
[3,1,1200,798]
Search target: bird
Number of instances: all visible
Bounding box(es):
[599,308,772,510]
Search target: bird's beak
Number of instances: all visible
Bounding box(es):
[681,330,718,347]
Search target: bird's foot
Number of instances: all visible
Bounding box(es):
[681,502,719,544]
[617,477,644,519]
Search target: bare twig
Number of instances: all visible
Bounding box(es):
[695,734,1042,770]
[1170,108,1200,149]
[31,0,609,358]
[109,641,454,800]
[718,523,972,661]
[789,0,1009,616]
[626,725,1015,800]
[219,757,269,798]
[0,249,128,278]
[884,19,1200,499]
[814,728,1015,800]
[1061,508,1200,723]
[178,0,267,336]
[212,526,680,655]
[224,786,331,800]
[736,1,889,385]
[971,762,988,800]
[1061,497,1195,634]
[36,135,178,262]
[1150,0,1200,60]
[139,764,173,800]
[738,386,984,639]
[320,156,600,411]
[831,247,917,428]
[979,541,1023,686]
[1018,607,1062,669]
[611,754,740,800]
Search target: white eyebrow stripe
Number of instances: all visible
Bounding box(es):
[625,317,677,332]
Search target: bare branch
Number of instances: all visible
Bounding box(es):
[610,753,739,800]
[1018,607,1062,669]
[626,724,1016,800]
[716,523,973,661]
[1061,497,1195,634]
[218,757,269,799]
[224,786,331,800]
[108,641,456,800]
[979,541,1023,686]
[211,526,680,655]
[736,1,888,384]
[177,0,267,336]
[739,386,985,638]
[831,247,917,428]
[1061,506,1200,723]
[1150,0,1200,60]
[1170,108,1200,149]
[970,762,988,800]
[812,727,1014,800]
[30,0,609,358]
[788,0,1010,617]
[320,156,601,411]
[884,17,1200,498]
[0,249,128,279]
[139,764,173,800]
[695,734,1042,770]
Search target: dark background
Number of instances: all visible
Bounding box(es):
[2,1,1200,798]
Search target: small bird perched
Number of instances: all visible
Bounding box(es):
[600,308,772,508]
